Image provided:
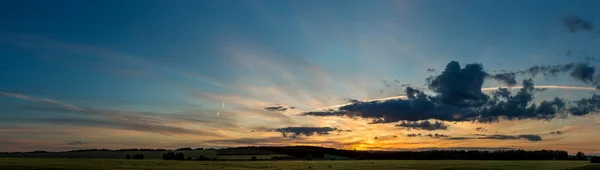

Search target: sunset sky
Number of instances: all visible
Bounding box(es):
[1,0,600,154]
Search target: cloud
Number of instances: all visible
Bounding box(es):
[268,127,345,138]
[550,131,563,135]
[563,15,595,33]
[475,127,487,132]
[509,63,599,88]
[301,61,590,124]
[488,72,517,86]
[447,134,542,142]
[396,120,449,131]
[406,133,449,138]
[0,92,224,137]
[66,141,86,145]
[484,134,542,142]
[569,63,596,83]
[264,106,288,112]
[427,61,488,106]
[568,94,600,116]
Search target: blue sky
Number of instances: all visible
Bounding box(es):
[1,0,600,153]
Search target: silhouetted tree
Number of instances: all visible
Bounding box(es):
[186,156,192,160]
[251,156,258,161]
[576,152,587,160]
[176,147,192,151]
[591,156,600,163]
[162,152,185,160]
[196,155,209,161]
[126,154,131,159]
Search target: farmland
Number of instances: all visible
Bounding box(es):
[0,158,598,170]
[0,148,289,160]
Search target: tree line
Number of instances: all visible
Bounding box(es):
[233,146,594,161]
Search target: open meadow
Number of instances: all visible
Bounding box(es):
[1,158,598,170]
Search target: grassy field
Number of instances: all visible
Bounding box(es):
[0,150,294,161]
[0,158,598,170]
[0,150,218,159]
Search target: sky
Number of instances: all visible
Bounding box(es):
[1,0,600,154]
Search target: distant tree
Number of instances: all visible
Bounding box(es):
[186,156,192,160]
[591,156,600,163]
[176,147,192,151]
[162,152,185,160]
[251,156,258,161]
[576,152,587,160]
[196,155,209,161]
[305,155,313,160]
[177,152,185,160]
[126,154,131,159]
[211,158,217,161]
[131,153,144,160]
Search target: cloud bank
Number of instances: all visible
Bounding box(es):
[396,120,449,131]
[449,134,542,142]
[301,61,599,124]
[269,127,346,138]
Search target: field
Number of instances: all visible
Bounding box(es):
[0,150,217,159]
[0,148,295,161]
[1,158,599,170]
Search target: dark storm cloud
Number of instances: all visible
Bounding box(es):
[264,106,288,112]
[427,61,489,106]
[568,94,600,116]
[569,63,596,83]
[301,61,585,124]
[427,68,436,72]
[511,63,599,86]
[269,127,345,138]
[66,141,86,145]
[514,63,575,77]
[487,72,517,86]
[396,120,449,131]
[447,134,542,142]
[563,15,594,33]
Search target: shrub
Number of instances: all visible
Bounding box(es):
[196,155,209,161]
[162,152,185,160]
[591,156,600,163]
[251,156,258,161]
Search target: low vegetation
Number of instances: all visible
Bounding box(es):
[0,158,597,170]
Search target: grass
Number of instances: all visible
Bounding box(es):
[216,154,290,160]
[0,150,217,159]
[0,158,598,170]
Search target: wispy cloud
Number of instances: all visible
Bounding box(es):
[447,134,542,142]
[66,141,86,145]
[0,92,224,137]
